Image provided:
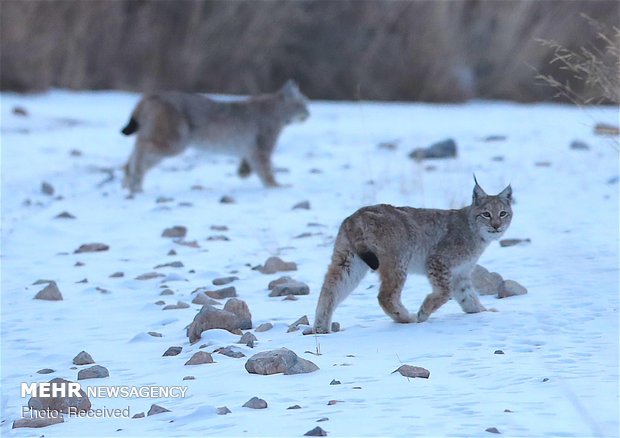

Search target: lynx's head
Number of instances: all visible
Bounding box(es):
[470,178,513,240]
[278,80,310,124]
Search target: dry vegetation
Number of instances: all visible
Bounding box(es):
[1,0,618,102]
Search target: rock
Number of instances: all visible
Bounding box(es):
[483,135,507,142]
[327,400,341,405]
[288,315,310,332]
[55,211,75,219]
[185,351,214,365]
[268,276,295,290]
[254,256,298,274]
[12,416,64,429]
[217,406,232,415]
[534,161,551,167]
[269,281,310,297]
[28,377,91,413]
[37,368,55,374]
[156,196,174,204]
[255,322,273,333]
[498,280,528,298]
[283,294,298,301]
[74,243,109,253]
[499,238,531,247]
[174,239,200,248]
[305,426,328,436]
[212,276,238,286]
[163,346,183,356]
[72,351,94,365]
[471,265,504,296]
[160,289,174,296]
[74,261,85,267]
[148,331,162,337]
[135,272,165,280]
[77,365,109,380]
[76,278,88,284]
[182,376,195,380]
[215,346,246,358]
[34,282,63,301]
[594,122,619,136]
[392,365,430,379]
[378,140,398,150]
[132,412,145,419]
[154,300,165,305]
[331,322,340,333]
[317,417,329,422]
[293,200,311,210]
[162,301,190,310]
[12,106,28,116]
[220,195,235,204]
[168,249,177,256]
[109,272,124,278]
[242,397,267,409]
[191,293,220,306]
[245,348,319,375]
[32,279,54,285]
[207,235,230,241]
[206,286,237,299]
[187,299,252,343]
[211,225,229,231]
[494,350,505,354]
[409,138,457,160]
[570,140,590,150]
[288,405,302,409]
[147,404,170,416]
[41,181,55,196]
[239,332,257,346]
[154,261,184,269]
[330,379,341,385]
[486,427,501,434]
[162,226,187,238]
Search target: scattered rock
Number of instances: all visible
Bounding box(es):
[12,416,64,429]
[317,417,329,422]
[494,350,505,354]
[594,122,619,136]
[216,406,231,415]
[409,138,457,160]
[163,346,183,357]
[32,279,54,285]
[305,426,328,436]
[255,322,273,333]
[187,298,252,343]
[491,156,504,162]
[168,249,177,256]
[154,261,184,269]
[293,201,311,210]
[28,378,91,413]
[206,286,237,299]
[148,331,162,337]
[220,195,235,204]
[135,272,165,280]
[34,282,63,301]
[76,278,88,284]
[570,140,590,150]
[269,281,310,297]
[392,365,430,379]
[162,226,187,238]
[74,243,109,253]
[483,135,507,142]
[211,225,229,231]
[268,276,295,290]
[534,161,551,167]
[132,412,145,419]
[245,348,319,375]
[283,294,298,301]
[41,181,55,196]
[77,365,109,380]
[70,149,82,156]
[37,369,55,374]
[499,238,531,247]
[288,405,302,409]
[185,351,214,365]
[486,427,501,434]
[156,196,174,204]
[182,376,195,381]
[327,400,341,405]
[254,256,298,274]
[378,140,398,150]
[191,293,220,306]
[160,289,174,296]
[55,211,75,219]
[207,235,230,241]
[174,239,200,248]
[191,184,204,191]
[471,265,504,296]
[12,106,28,116]
[147,404,170,416]
[498,280,528,298]
[331,322,340,333]
[162,301,190,310]
[294,232,314,239]
[330,379,341,385]
[504,409,513,413]
[212,276,238,286]
[215,346,246,358]
[109,272,124,278]
[288,315,310,332]
[72,351,94,365]
[154,300,165,305]
[239,332,257,346]
[242,397,267,409]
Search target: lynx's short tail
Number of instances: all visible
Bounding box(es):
[342,217,380,270]
[121,117,139,135]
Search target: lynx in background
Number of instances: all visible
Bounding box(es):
[121,80,309,193]
[313,179,513,333]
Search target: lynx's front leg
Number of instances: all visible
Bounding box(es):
[417,257,452,322]
[249,131,280,187]
[451,273,486,313]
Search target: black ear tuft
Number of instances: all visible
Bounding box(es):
[472,175,487,205]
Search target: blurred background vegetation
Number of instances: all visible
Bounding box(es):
[1,0,618,102]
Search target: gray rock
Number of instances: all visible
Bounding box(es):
[242,396,267,409]
[168,249,177,256]
[486,427,501,434]
[187,298,252,343]
[570,140,590,150]
[148,331,162,337]
[254,256,297,274]
[185,351,214,365]
[191,293,220,306]
[392,364,430,379]
[77,365,109,380]
[245,348,319,375]
[215,346,246,358]
[304,426,328,436]
[498,280,528,298]
[409,138,457,160]
[162,300,190,310]
[163,346,182,356]
[255,322,273,333]
[109,272,124,278]
[135,271,165,280]
[34,282,63,301]
[28,378,91,413]
[154,261,184,269]
[471,265,504,296]
[206,286,237,300]
[288,315,310,332]
[330,379,341,385]
[207,234,230,241]
[499,238,531,247]
[32,279,54,285]
[211,225,229,231]
[72,351,94,365]
[162,226,187,238]
[147,404,170,416]
[13,416,64,429]
[269,281,310,297]
[317,417,329,422]
[37,368,55,374]
[223,298,252,328]
[239,332,257,346]
[55,211,75,219]
[331,322,340,333]
[132,412,145,419]
[74,243,109,253]
[494,350,504,354]
[220,195,235,204]
[283,294,298,301]
[217,406,232,415]
[160,289,174,296]
[182,376,195,380]
[287,405,302,409]
[268,276,295,290]
[292,200,311,210]
[212,276,238,286]
[41,181,55,196]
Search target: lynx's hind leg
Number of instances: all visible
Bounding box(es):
[451,273,486,313]
[417,256,452,322]
[378,261,415,323]
[314,238,369,333]
[123,140,164,193]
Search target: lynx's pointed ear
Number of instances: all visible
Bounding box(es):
[498,184,512,203]
[472,175,487,205]
[282,79,301,97]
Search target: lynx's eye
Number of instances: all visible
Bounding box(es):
[481,212,492,219]
[499,211,508,218]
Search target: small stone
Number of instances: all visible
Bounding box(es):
[41,181,55,196]
[293,201,311,210]
[498,280,528,298]
[174,239,200,248]
[132,412,145,419]
[154,300,165,305]
[109,272,124,278]
[486,427,501,434]
[37,368,55,374]
[74,243,109,253]
[168,249,177,256]
[409,138,457,160]
[12,106,28,116]
[302,327,314,335]
[491,156,504,162]
[216,406,231,415]
[594,122,619,136]
[254,256,298,274]
[55,211,75,219]
[288,405,302,409]
[160,289,174,296]
[211,225,228,231]
[331,322,340,333]
[330,379,341,385]
[570,140,590,150]
[147,404,170,416]
[534,161,551,167]
[154,261,184,269]
[97,287,110,294]
[283,294,298,301]
[162,301,190,310]
[268,276,294,290]
[504,409,513,413]
[317,417,329,422]
[12,416,64,429]
[77,365,109,380]
[378,140,398,150]
[471,265,504,296]
[206,286,237,299]
[499,238,531,247]
[163,346,183,356]
[255,322,273,333]
[304,426,328,436]
[32,279,54,285]
[72,351,94,365]
[239,332,257,346]
[156,196,174,204]
[185,351,214,365]
[34,282,63,301]
[245,348,319,375]
[294,232,314,239]
[212,276,238,286]
[220,195,235,204]
[494,350,504,354]
[215,346,246,358]
[289,315,310,332]
[392,365,430,379]
[207,235,230,241]
[70,149,82,156]
[148,331,162,337]
[74,261,85,267]
[191,293,220,306]
[135,272,165,280]
[242,397,267,409]
[183,376,195,381]
[178,201,193,207]
[542,378,549,382]
[269,281,310,297]
[76,278,88,284]
[162,226,187,238]
[483,135,507,142]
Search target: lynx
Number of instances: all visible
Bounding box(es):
[120,80,309,193]
[313,179,513,333]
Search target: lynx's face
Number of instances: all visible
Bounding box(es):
[471,181,512,239]
[280,80,310,124]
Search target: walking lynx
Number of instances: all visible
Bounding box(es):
[313,179,513,333]
[120,80,309,193]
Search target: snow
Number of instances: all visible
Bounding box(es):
[1,90,618,437]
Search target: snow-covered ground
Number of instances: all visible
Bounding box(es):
[1,91,618,437]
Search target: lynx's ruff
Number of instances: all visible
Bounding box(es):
[313,180,513,333]
[121,80,309,193]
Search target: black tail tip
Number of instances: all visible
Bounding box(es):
[121,117,138,135]
[360,251,379,270]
